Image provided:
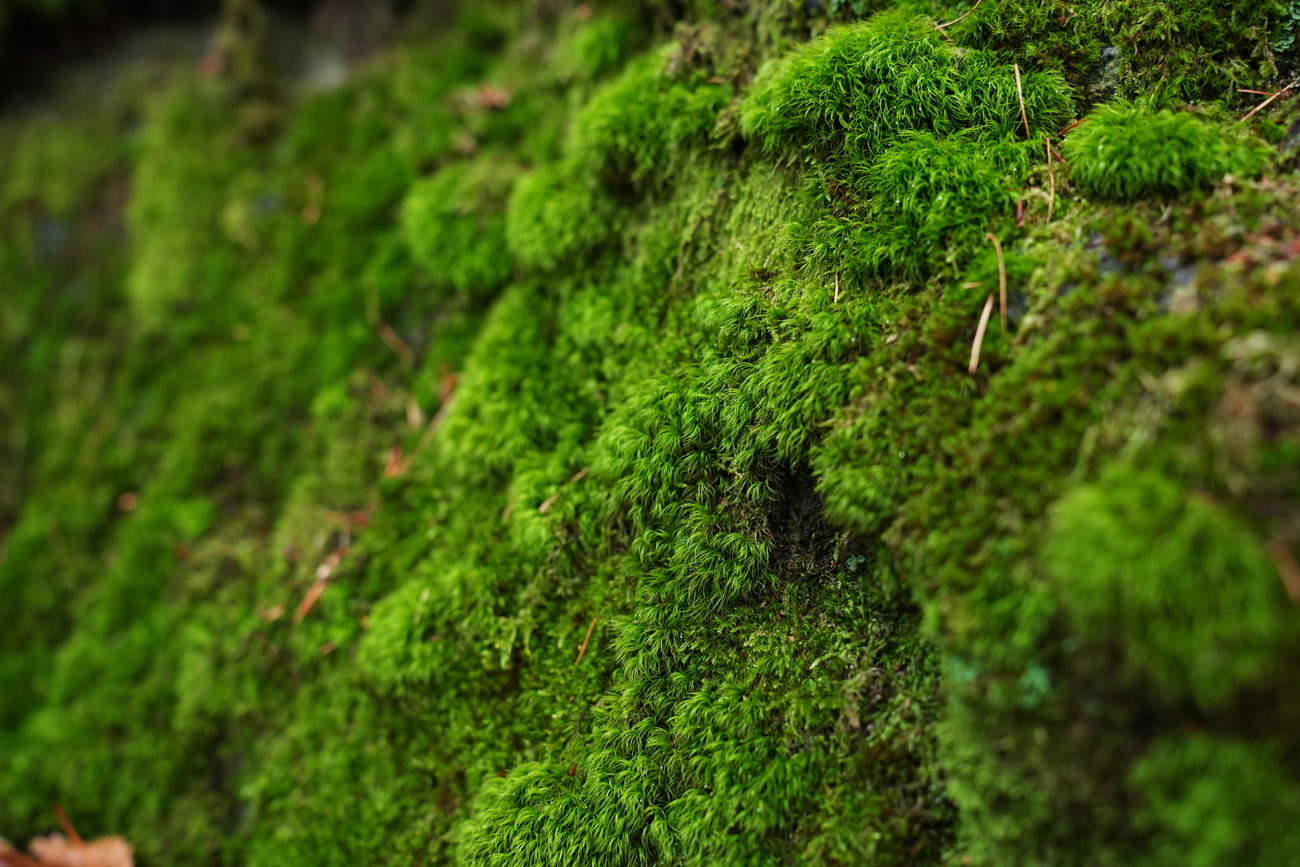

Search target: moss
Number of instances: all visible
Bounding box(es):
[1130,734,1300,867]
[957,0,1288,101]
[739,11,1072,158]
[2,1,1299,865]
[1043,465,1290,707]
[401,156,519,296]
[1064,100,1270,199]
[505,161,620,270]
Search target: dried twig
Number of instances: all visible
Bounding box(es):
[986,232,1008,334]
[833,273,840,304]
[936,0,984,30]
[575,617,599,665]
[293,547,349,625]
[968,293,995,375]
[1014,64,1030,139]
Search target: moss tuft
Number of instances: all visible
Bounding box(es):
[1064,100,1270,199]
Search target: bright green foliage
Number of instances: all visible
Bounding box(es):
[856,131,1031,277]
[956,0,1289,101]
[739,11,1071,157]
[506,162,620,269]
[2,1,1299,866]
[401,156,519,296]
[1064,101,1269,199]
[1044,466,1291,707]
[571,48,730,184]
[1130,734,1300,867]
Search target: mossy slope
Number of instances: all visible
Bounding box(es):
[3,1,1300,865]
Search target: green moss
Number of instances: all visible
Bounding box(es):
[1130,734,1300,867]
[1043,465,1289,707]
[1064,101,1271,199]
[739,11,1071,158]
[958,0,1287,101]
[505,161,619,270]
[571,47,731,184]
[3,2,1300,865]
[401,156,519,296]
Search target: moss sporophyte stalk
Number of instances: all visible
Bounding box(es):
[2,0,1300,865]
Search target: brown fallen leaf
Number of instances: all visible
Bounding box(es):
[26,834,133,867]
[2,806,133,867]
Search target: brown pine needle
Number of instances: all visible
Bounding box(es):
[833,272,840,304]
[1268,537,1300,603]
[1242,87,1291,122]
[1057,117,1088,136]
[936,0,984,29]
[1045,139,1056,223]
[54,805,83,848]
[986,232,1008,333]
[1014,64,1030,139]
[539,467,590,514]
[575,616,598,665]
[377,323,415,365]
[968,293,995,375]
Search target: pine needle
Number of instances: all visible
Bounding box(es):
[1045,138,1056,223]
[986,232,1008,333]
[575,617,599,665]
[968,293,995,375]
[1014,64,1030,139]
[1242,87,1291,122]
[377,323,415,365]
[936,0,984,30]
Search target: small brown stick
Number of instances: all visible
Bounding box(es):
[968,294,995,375]
[936,0,984,30]
[377,323,415,365]
[833,272,840,304]
[1237,88,1276,96]
[1014,64,1030,139]
[1242,87,1292,122]
[54,805,84,848]
[575,616,598,665]
[986,232,1008,333]
[1045,139,1056,223]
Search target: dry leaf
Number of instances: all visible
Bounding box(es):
[27,834,133,867]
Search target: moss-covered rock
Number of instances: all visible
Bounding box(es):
[2,1,1299,865]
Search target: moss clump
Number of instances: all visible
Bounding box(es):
[739,11,1071,157]
[401,156,519,296]
[1043,465,1290,707]
[572,47,730,184]
[1064,101,1270,199]
[1130,734,1300,867]
[957,0,1288,101]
